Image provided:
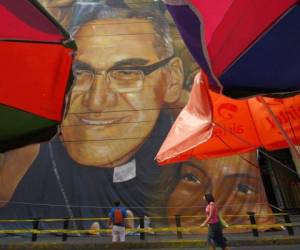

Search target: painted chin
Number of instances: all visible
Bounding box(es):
[65,142,121,167]
[64,136,141,167]
[71,144,131,168]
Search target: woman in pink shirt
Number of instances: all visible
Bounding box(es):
[201,193,230,250]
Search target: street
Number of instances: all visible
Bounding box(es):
[131,246,300,250]
[232,246,300,250]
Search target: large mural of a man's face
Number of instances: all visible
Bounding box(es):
[61,17,184,167]
[0,1,280,233]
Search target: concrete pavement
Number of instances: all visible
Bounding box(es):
[1,231,300,249]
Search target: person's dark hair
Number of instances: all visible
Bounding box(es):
[114,200,120,207]
[204,193,215,204]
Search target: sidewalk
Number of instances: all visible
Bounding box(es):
[0,227,300,250]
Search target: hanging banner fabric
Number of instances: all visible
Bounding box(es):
[156,72,213,165]
[164,0,300,98]
[0,0,65,42]
[0,0,75,152]
[0,42,73,121]
[0,0,276,234]
[157,84,300,164]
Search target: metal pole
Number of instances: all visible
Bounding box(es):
[62,218,70,241]
[32,218,40,242]
[175,215,183,239]
[139,216,145,240]
[283,213,294,236]
[247,212,259,237]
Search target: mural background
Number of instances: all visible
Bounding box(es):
[0,0,277,233]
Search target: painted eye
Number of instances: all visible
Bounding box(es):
[182,173,201,184]
[76,69,89,75]
[72,70,93,92]
[235,183,256,194]
[110,70,142,80]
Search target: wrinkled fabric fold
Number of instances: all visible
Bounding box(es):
[164,0,300,98]
[157,76,300,164]
[156,72,213,165]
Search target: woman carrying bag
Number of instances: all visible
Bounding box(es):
[201,193,230,250]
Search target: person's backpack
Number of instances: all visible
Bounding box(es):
[114,208,124,224]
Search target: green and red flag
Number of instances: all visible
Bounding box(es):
[0,0,75,152]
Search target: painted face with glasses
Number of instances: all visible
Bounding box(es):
[61,18,183,167]
[74,55,174,94]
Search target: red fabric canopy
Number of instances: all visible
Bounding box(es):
[189,0,296,76]
[0,0,65,42]
[165,0,300,98]
[0,0,75,152]
[0,41,73,121]
[0,0,74,121]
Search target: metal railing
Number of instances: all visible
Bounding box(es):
[0,212,298,242]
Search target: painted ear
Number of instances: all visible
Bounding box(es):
[163,57,184,104]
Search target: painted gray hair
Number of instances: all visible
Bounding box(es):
[69,2,174,59]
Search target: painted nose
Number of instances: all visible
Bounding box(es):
[82,74,117,112]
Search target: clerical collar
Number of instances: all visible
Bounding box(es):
[113,159,136,183]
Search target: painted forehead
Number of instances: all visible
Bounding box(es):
[74,18,156,38]
[73,18,161,67]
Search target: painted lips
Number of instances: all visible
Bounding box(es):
[79,116,127,126]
